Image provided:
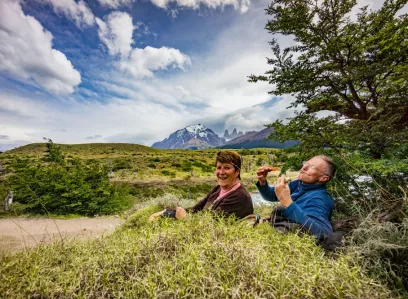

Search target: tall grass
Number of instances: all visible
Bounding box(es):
[346,216,408,294]
[0,211,392,298]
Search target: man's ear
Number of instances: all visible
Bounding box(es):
[319,175,330,183]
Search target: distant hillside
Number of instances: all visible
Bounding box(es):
[220,127,298,149]
[7,143,158,156]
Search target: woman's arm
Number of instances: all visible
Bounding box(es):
[190,186,218,213]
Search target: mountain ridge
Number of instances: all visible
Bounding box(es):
[152,124,297,149]
[152,124,225,149]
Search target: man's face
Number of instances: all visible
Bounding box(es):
[297,156,330,184]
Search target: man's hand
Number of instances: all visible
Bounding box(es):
[256,166,273,186]
[256,166,279,186]
[274,175,293,208]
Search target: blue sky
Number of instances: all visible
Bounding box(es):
[0,0,396,151]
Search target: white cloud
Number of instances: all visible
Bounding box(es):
[150,0,250,13]
[38,0,95,27]
[96,12,191,78]
[97,0,134,9]
[0,0,301,148]
[0,0,81,95]
[119,46,192,78]
[0,91,197,148]
[96,12,134,57]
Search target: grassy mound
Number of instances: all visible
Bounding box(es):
[0,212,391,298]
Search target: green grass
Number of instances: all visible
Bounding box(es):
[0,211,392,298]
[5,142,158,157]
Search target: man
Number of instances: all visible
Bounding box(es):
[256,155,336,239]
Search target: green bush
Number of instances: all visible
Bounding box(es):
[4,158,133,216]
[181,161,192,171]
[43,138,64,163]
[192,161,213,172]
[113,158,132,170]
[161,170,176,177]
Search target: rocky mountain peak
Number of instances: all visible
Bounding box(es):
[152,124,225,149]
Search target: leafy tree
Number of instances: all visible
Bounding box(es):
[250,0,408,158]
[43,138,64,163]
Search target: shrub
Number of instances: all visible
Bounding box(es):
[161,170,176,177]
[192,161,212,172]
[181,161,192,171]
[43,138,64,163]
[4,158,133,216]
[113,158,132,170]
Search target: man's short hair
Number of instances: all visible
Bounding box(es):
[316,155,337,179]
[216,150,242,180]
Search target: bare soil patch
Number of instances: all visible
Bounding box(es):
[0,217,123,254]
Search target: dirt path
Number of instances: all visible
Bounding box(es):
[0,217,124,254]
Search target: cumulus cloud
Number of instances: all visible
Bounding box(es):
[119,46,191,78]
[96,12,191,78]
[0,0,81,95]
[38,0,95,27]
[96,12,134,57]
[97,0,134,9]
[150,0,250,13]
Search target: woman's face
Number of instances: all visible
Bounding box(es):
[215,161,240,189]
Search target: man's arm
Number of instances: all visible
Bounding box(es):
[274,178,332,239]
[282,199,332,239]
[256,180,278,202]
[256,166,280,202]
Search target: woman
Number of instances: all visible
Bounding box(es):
[149,150,253,221]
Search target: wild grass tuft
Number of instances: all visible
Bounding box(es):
[346,216,408,294]
[0,212,392,298]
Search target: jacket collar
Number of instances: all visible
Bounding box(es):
[296,179,327,191]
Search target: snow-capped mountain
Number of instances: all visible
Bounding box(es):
[152,124,226,149]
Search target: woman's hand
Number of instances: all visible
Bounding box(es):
[274,176,293,208]
[175,207,187,219]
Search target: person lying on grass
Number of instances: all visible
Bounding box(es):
[256,155,336,240]
[149,150,254,221]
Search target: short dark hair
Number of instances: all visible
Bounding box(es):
[215,150,242,180]
[316,155,337,179]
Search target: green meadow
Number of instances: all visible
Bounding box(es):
[0,142,407,297]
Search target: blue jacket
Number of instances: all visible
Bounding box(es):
[257,179,334,239]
